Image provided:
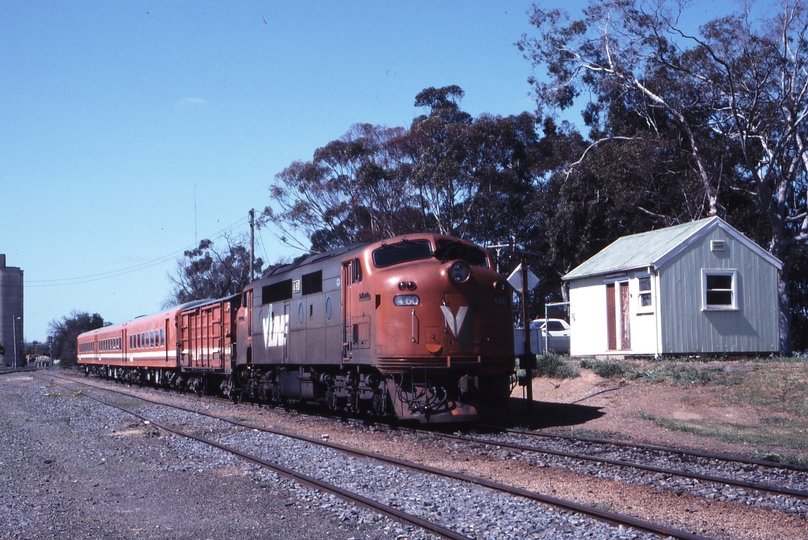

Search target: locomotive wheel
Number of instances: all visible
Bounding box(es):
[325,388,337,411]
[371,390,387,416]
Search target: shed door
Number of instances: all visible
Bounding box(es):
[606,282,631,351]
[606,284,616,350]
[619,281,631,350]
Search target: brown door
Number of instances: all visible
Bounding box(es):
[606,282,631,351]
[606,283,616,350]
[620,281,631,350]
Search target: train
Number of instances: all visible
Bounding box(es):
[78,233,515,423]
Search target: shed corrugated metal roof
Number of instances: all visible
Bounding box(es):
[563,216,781,280]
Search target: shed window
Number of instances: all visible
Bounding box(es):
[638,276,652,312]
[702,269,737,310]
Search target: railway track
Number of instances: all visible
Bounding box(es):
[483,425,808,473]
[42,372,706,539]
[426,429,808,501]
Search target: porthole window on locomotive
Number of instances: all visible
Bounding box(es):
[326,297,332,320]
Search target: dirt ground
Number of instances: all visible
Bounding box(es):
[507,363,808,460]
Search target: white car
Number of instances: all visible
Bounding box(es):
[529,318,571,353]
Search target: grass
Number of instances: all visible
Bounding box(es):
[536,355,808,458]
[45,391,82,398]
[637,411,808,463]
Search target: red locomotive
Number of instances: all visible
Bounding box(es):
[78,233,515,423]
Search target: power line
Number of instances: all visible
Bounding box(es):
[27,216,250,287]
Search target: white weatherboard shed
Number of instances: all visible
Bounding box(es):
[562,217,782,357]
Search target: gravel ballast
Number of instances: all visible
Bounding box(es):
[0,374,408,539]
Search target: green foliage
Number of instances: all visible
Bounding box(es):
[534,353,579,379]
[578,358,629,378]
[47,311,106,367]
[166,234,262,306]
[577,357,724,385]
[518,0,808,352]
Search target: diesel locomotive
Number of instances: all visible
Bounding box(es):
[78,233,515,423]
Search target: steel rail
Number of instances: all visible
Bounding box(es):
[41,375,471,540]
[434,431,808,499]
[480,424,808,473]
[48,373,708,540]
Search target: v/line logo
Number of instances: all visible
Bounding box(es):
[440,295,481,350]
[262,308,288,348]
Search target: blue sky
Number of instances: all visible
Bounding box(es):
[1,0,738,343]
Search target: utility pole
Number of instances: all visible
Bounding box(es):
[249,208,255,283]
[490,242,539,414]
[520,253,534,412]
[12,316,20,369]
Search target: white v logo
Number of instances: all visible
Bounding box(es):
[441,305,468,339]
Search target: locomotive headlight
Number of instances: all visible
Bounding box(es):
[449,261,471,283]
[394,294,420,306]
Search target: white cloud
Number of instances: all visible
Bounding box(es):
[176,97,208,107]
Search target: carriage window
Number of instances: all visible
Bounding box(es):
[373,239,432,268]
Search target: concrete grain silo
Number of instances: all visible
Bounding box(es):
[0,254,24,368]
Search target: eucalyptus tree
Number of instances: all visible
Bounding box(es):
[518,0,808,352]
[48,311,106,367]
[166,234,262,306]
[262,123,419,253]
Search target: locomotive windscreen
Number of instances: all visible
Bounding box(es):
[434,240,489,267]
[373,239,432,268]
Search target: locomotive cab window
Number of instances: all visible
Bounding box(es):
[434,239,489,267]
[352,258,362,283]
[373,239,432,268]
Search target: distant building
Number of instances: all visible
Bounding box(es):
[0,254,24,367]
[563,217,782,357]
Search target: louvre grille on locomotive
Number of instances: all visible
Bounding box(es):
[78,234,514,423]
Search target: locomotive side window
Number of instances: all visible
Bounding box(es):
[262,279,293,304]
[373,239,432,268]
[434,240,489,267]
[352,258,362,282]
[302,270,322,295]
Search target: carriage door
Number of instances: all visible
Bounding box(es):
[606,282,631,351]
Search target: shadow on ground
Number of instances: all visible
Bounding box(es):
[486,397,605,430]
